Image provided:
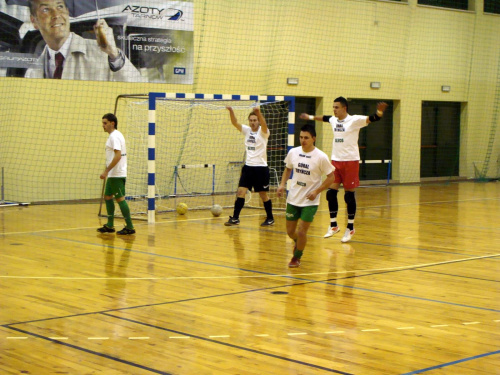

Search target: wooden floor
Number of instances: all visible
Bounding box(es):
[0,182,499,375]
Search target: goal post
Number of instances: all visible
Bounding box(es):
[100,93,295,223]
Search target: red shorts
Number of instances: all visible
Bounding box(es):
[332,160,360,189]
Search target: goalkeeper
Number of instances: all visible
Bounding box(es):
[224,106,275,227]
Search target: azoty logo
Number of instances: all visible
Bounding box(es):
[122,6,184,20]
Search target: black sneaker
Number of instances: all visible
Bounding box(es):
[97,225,115,233]
[117,227,136,235]
[224,216,240,226]
[261,218,274,226]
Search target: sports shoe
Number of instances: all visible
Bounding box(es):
[97,225,115,233]
[224,216,240,226]
[341,228,355,243]
[288,257,301,268]
[117,227,136,235]
[261,218,275,226]
[324,226,340,238]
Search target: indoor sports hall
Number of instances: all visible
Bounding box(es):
[0,0,499,374]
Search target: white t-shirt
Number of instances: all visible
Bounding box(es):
[284,146,334,207]
[241,125,269,166]
[105,130,127,178]
[327,114,368,161]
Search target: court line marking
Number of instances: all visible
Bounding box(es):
[400,349,500,375]
[6,336,28,339]
[5,326,172,375]
[1,253,498,281]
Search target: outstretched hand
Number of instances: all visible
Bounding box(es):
[94,19,119,59]
[299,113,310,120]
[377,102,388,113]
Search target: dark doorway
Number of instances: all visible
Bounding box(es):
[421,101,461,178]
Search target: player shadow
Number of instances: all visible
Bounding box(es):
[96,233,134,299]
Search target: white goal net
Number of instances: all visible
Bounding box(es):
[101,94,293,221]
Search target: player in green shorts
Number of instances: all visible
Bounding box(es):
[277,125,335,267]
[97,113,135,235]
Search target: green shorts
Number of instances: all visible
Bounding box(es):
[104,177,126,199]
[285,203,318,223]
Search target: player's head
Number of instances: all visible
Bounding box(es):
[333,96,348,119]
[299,124,316,151]
[248,112,260,131]
[29,0,70,48]
[102,113,118,130]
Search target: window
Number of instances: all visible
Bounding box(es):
[484,0,500,14]
[418,0,468,11]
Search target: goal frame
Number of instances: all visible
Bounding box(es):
[106,92,296,224]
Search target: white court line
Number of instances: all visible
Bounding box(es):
[88,337,109,340]
[361,329,380,332]
[431,325,449,328]
[462,322,480,325]
[209,335,230,338]
[254,334,269,337]
[6,336,28,339]
[325,331,344,334]
[169,336,190,339]
[2,253,499,281]
[287,332,307,336]
[49,337,68,340]
[397,327,415,330]
[129,337,149,340]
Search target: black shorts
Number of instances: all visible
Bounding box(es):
[238,165,270,192]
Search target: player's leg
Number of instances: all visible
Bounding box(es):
[285,203,300,267]
[97,180,116,233]
[257,166,274,226]
[341,161,360,243]
[113,178,135,235]
[288,205,317,268]
[325,161,342,238]
[225,166,250,226]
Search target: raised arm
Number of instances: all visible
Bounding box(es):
[226,106,242,131]
[277,167,293,198]
[253,106,268,133]
[366,102,388,124]
[299,113,332,122]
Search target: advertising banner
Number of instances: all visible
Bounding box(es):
[0,1,194,83]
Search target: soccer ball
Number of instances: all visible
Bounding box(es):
[176,203,188,215]
[210,204,222,217]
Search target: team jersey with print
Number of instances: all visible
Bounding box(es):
[241,125,269,166]
[325,114,368,161]
[284,146,334,207]
[105,130,127,178]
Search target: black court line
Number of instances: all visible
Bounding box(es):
[5,326,172,375]
[102,313,354,375]
[415,269,500,283]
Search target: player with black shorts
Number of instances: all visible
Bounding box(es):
[225,106,275,227]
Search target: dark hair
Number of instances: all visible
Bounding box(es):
[102,113,118,129]
[334,96,348,111]
[28,0,68,16]
[300,124,316,137]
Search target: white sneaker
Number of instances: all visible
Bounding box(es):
[341,228,355,243]
[324,226,340,238]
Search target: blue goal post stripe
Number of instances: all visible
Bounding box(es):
[146,92,295,223]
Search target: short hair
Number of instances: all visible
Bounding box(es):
[102,113,118,129]
[300,124,316,138]
[334,96,348,111]
[248,112,258,120]
[28,0,68,16]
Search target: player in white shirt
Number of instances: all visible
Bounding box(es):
[225,106,275,227]
[277,124,335,268]
[300,97,387,243]
[97,113,135,235]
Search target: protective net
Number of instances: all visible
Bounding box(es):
[104,95,290,218]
